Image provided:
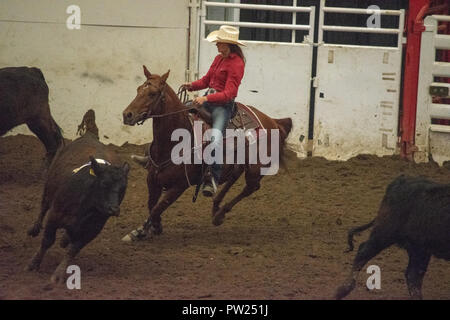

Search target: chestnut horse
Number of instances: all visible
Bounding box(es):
[121,66,292,240]
[0,67,64,165]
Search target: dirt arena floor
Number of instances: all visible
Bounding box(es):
[0,134,449,300]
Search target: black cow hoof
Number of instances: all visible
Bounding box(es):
[335,280,356,300]
[50,271,66,285]
[27,223,41,237]
[24,262,39,272]
[60,235,70,248]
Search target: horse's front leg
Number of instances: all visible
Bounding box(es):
[144,185,187,235]
[121,173,162,242]
[147,173,163,215]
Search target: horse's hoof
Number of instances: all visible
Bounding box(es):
[121,226,149,242]
[212,212,225,226]
[27,223,41,237]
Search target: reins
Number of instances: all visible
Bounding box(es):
[136,85,197,125]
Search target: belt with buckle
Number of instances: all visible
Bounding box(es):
[205,88,217,95]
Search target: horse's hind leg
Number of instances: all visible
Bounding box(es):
[212,168,262,226]
[212,165,244,216]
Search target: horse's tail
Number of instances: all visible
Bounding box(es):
[274,117,292,171]
[77,109,99,139]
[275,117,293,142]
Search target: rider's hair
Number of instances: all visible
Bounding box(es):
[229,44,246,64]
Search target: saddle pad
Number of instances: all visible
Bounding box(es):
[189,102,263,132]
[187,102,266,160]
[228,102,263,131]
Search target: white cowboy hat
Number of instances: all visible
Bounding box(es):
[206,25,246,46]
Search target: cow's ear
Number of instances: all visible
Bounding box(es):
[122,162,130,175]
[160,70,170,84]
[89,156,102,176]
[143,65,151,79]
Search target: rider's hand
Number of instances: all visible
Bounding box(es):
[182,83,193,91]
[194,96,208,106]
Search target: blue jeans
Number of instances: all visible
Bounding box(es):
[203,101,233,182]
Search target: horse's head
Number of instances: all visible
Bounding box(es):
[123,66,170,125]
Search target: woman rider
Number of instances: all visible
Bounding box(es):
[184,25,246,197]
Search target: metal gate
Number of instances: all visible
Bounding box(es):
[312,0,405,160]
[414,15,450,166]
[196,1,315,157]
[195,0,405,160]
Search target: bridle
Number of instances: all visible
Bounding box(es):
[136,84,198,125]
[136,82,167,125]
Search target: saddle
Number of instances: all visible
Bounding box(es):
[188,102,263,139]
[187,101,264,202]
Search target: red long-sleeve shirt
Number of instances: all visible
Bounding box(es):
[190,53,245,104]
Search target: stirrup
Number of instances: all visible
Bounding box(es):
[121,226,148,242]
[202,177,217,197]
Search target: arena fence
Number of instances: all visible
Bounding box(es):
[197,0,405,160]
[415,14,450,166]
[198,1,316,157]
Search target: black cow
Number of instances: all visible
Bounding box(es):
[0,67,64,165]
[26,110,130,284]
[336,175,450,299]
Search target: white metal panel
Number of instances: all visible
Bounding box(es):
[313,46,402,160]
[415,15,450,165]
[0,2,189,145]
[197,1,314,156]
[429,131,450,166]
[430,104,450,120]
[313,2,404,160]
[0,0,188,28]
[199,40,313,155]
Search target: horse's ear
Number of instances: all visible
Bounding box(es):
[143,65,151,79]
[160,70,170,84]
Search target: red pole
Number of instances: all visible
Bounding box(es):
[400,0,429,160]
